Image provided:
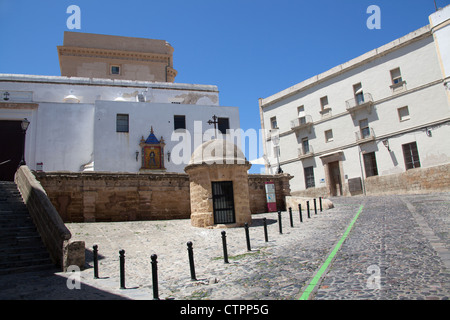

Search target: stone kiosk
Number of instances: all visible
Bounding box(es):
[184,139,252,228]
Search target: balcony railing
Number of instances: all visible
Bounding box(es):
[355,127,375,143]
[298,144,314,159]
[346,93,374,114]
[265,128,280,141]
[290,115,313,131]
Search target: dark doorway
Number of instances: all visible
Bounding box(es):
[328,161,343,197]
[0,121,24,181]
[211,181,236,224]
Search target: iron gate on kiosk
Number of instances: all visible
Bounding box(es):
[211,181,236,224]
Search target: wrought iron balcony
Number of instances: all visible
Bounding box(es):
[290,115,313,132]
[355,127,375,143]
[346,93,374,115]
[298,144,314,159]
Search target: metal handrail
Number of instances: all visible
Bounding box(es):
[298,145,314,157]
[355,127,375,141]
[290,115,313,130]
[346,93,373,110]
[0,159,11,166]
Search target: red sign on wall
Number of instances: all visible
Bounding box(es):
[265,182,277,212]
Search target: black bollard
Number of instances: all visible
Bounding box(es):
[244,223,251,251]
[278,211,283,234]
[314,198,317,215]
[289,207,294,227]
[93,245,99,279]
[119,249,125,289]
[307,201,310,219]
[187,242,197,281]
[151,254,159,300]
[319,197,323,212]
[263,217,268,242]
[221,231,229,264]
[298,204,303,223]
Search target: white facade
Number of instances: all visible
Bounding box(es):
[0,74,240,174]
[260,8,450,196]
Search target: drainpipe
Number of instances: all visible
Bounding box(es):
[358,145,367,195]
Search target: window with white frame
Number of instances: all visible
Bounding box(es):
[397,106,410,122]
[320,96,329,110]
[320,96,331,117]
[353,83,364,105]
[359,118,370,138]
[325,129,333,142]
[301,137,310,154]
[390,68,402,84]
[270,116,278,129]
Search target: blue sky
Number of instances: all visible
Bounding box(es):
[0,0,448,173]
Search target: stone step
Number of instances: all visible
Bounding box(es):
[0,217,34,227]
[0,244,49,255]
[0,249,51,263]
[0,181,55,275]
[0,263,57,276]
[0,234,43,245]
[0,256,53,268]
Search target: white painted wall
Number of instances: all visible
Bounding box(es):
[34,103,94,172]
[430,5,450,79]
[93,101,240,173]
[0,75,220,106]
[0,75,239,174]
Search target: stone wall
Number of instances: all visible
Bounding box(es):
[15,166,84,271]
[35,172,191,222]
[248,174,292,213]
[364,163,450,195]
[34,171,292,223]
[291,186,329,199]
[291,163,450,197]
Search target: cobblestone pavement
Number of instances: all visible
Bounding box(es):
[0,193,448,300]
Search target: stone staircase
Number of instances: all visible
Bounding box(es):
[0,181,56,275]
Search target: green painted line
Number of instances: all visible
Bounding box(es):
[299,204,364,300]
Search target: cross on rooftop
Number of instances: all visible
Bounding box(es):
[207,115,219,139]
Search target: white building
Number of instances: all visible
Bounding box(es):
[0,32,241,180]
[259,7,450,197]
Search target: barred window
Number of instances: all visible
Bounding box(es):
[402,142,421,170]
[304,166,315,189]
[116,114,129,133]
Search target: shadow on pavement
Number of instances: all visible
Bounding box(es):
[0,268,129,300]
